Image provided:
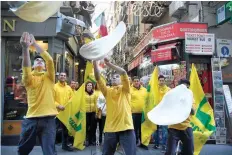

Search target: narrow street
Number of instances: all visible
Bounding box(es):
[1,144,232,155]
[1,1,232,155]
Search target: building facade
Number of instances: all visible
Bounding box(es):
[1,1,94,145]
[117,1,232,143]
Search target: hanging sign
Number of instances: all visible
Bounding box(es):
[185,33,215,55]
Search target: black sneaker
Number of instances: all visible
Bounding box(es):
[153,145,159,149]
[139,144,149,150]
[62,145,74,151]
[136,140,140,146]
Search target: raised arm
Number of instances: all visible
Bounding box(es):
[93,61,107,96]
[30,34,55,82]
[104,58,126,75]
[21,32,33,86]
[104,58,130,93]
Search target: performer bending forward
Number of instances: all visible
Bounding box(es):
[18,32,58,155]
[166,79,195,155]
[93,59,136,155]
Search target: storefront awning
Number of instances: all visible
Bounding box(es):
[131,22,208,58]
[151,43,177,63]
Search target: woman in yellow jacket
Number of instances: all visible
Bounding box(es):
[85,81,98,146]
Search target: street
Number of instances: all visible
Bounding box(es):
[1,144,232,155]
[1,2,232,155]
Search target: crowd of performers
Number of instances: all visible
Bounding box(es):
[18,32,195,155]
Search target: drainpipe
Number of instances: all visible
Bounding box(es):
[200,1,204,22]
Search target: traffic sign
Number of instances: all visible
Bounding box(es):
[217,39,232,57]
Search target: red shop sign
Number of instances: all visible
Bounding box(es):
[152,22,208,42]
[151,43,177,63]
[151,48,172,63]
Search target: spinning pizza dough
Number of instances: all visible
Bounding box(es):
[79,21,126,60]
[148,84,193,126]
[11,1,62,22]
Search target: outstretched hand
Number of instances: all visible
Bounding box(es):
[104,58,110,65]
[20,32,35,49]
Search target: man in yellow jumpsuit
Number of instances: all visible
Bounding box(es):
[130,76,147,146]
[93,58,136,155]
[166,79,195,155]
[18,32,58,155]
[54,72,73,151]
[154,75,171,151]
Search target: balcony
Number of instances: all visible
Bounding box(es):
[127,25,139,46]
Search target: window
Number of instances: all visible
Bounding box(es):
[4,40,48,120]
[65,49,74,82]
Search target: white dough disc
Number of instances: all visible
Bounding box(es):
[79,21,126,60]
[148,84,193,126]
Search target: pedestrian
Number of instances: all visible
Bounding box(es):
[70,80,77,93]
[154,75,170,151]
[18,32,58,155]
[130,76,147,146]
[54,72,73,151]
[93,58,136,155]
[165,79,195,155]
[85,81,98,146]
[96,90,107,145]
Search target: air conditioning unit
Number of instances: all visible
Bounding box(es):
[169,1,187,18]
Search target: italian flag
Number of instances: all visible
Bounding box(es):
[94,12,108,38]
[94,12,108,69]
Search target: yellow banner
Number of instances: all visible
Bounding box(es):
[57,61,94,150]
[190,64,216,155]
[141,66,159,146]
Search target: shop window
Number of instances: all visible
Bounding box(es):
[192,63,213,105]
[133,13,139,26]
[53,53,62,74]
[158,63,184,88]
[4,40,48,120]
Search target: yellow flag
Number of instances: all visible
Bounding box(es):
[190,64,216,155]
[141,66,159,146]
[57,61,94,150]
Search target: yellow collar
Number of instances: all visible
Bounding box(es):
[58,81,67,87]
[32,70,45,76]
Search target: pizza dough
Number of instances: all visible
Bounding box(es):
[11,1,62,22]
[148,84,193,125]
[79,21,126,60]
